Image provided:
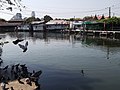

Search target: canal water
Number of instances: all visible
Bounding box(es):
[1,32,120,90]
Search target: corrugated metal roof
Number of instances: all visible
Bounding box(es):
[0,23,21,26]
[31,21,45,24]
[46,20,69,25]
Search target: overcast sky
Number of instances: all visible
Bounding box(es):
[0,0,120,20]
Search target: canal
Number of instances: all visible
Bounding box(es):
[0,32,120,90]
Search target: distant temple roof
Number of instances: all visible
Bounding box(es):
[10,13,23,21]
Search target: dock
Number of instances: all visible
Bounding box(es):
[68,29,120,38]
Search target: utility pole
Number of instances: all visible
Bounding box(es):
[109,7,111,18]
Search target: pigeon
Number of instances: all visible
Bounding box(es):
[20,64,26,68]
[13,39,24,45]
[18,41,28,52]
[0,59,3,65]
[15,63,20,67]
[81,70,84,75]
[3,65,9,70]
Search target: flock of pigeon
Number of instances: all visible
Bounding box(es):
[0,63,42,90]
[0,0,26,11]
[0,38,42,90]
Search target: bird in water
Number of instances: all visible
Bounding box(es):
[13,39,24,45]
[81,70,84,75]
[18,41,28,52]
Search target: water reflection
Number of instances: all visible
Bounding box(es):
[6,32,120,58]
[10,32,120,47]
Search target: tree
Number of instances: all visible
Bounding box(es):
[98,17,120,24]
[101,14,105,20]
[0,18,6,22]
[83,16,93,21]
[24,17,41,24]
[44,15,53,22]
[94,15,98,20]
[0,0,25,11]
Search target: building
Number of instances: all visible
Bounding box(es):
[0,13,24,32]
[46,20,69,31]
[8,13,24,24]
[31,21,45,31]
[17,21,45,31]
[70,21,83,30]
[31,11,35,17]
[17,24,30,31]
[17,20,70,32]
[10,13,22,20]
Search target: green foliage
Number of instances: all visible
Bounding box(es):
[101,14,105,20]
[98,17,120,24]
[94,15,98,20]
[24,17,41,24]
[0,0,25,11]
[44,15,53,22]
[69,18,74,21]
[67,18,81,21]
[83,16,94,21]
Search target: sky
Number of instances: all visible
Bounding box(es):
[0,0,120,20]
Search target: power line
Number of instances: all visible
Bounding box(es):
[0,1,120,18]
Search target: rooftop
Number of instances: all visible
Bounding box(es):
[46,20,69,25]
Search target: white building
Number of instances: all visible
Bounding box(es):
[17,20,70,31]
[70,21,83,29]
[31,21,44,31]
[17,24,30,30]
[46,20,69,30]
[31,11,35,17]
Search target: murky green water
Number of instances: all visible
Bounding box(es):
[1,32,120,90]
